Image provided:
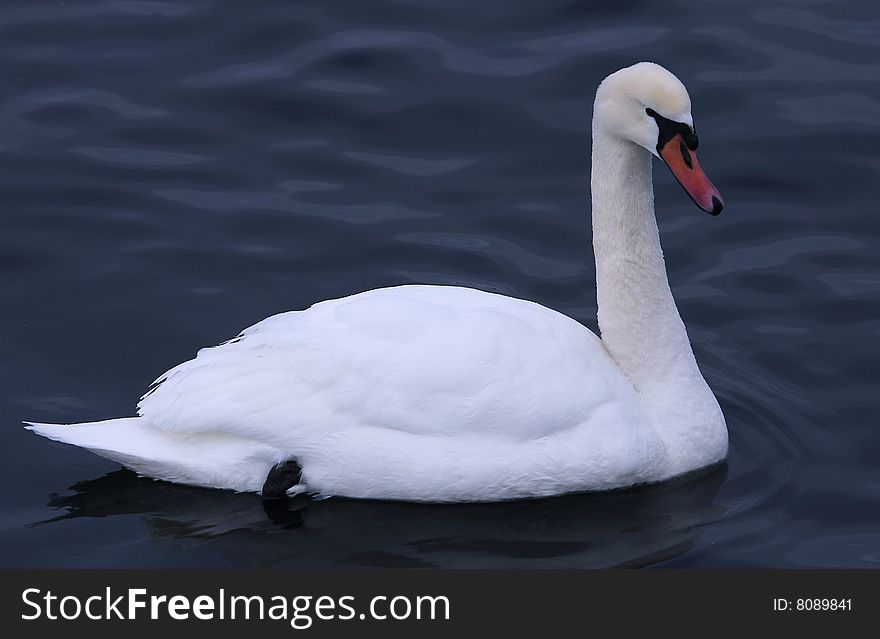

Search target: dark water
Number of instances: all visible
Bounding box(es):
[1,0,878,568]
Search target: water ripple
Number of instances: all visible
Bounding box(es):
[189,26,669,88]
[76,146,207,166]
[155,187,439,223]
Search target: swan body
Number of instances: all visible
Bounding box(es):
[32,286,662,501]
[27,62,728,502]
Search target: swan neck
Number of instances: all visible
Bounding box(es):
[589,126,728,475]
[589,130,694,390]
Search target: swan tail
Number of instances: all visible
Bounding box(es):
[24,418,286,494]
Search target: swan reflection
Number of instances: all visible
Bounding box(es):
[38,465,727,568]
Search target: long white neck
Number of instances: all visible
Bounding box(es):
[590,128,727,475]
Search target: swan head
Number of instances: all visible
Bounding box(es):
[594,62,724,215]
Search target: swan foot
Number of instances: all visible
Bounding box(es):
[261,459,303,500]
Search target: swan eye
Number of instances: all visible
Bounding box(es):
[645,107,699,152]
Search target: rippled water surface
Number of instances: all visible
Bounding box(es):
[1,0,878,568]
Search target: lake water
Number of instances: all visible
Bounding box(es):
[1,0,878,568]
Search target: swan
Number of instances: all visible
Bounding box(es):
[26,62,728,502]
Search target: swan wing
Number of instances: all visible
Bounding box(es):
[137,285,644,447]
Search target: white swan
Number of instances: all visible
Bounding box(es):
[27,62,728,502]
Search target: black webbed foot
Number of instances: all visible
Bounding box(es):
[261,459,303,500]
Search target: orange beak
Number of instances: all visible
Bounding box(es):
[659,133,724,215]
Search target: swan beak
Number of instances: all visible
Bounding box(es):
[659,134,724,216]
